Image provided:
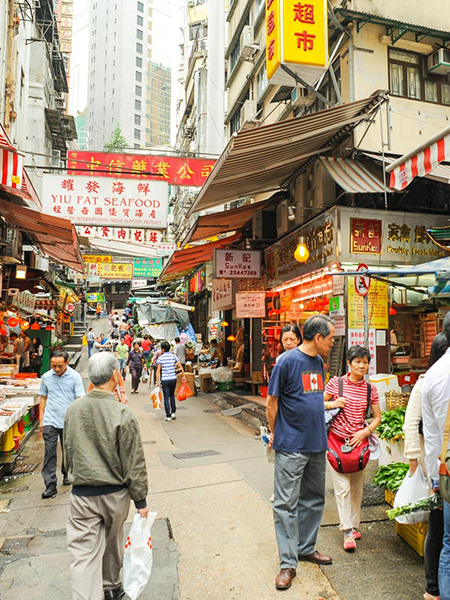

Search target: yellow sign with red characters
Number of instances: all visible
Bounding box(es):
[266,0,328,85]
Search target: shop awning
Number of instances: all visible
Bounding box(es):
[386,126,450,190]
[188,92,388,216]
[183,198,274,245]
[363,152,450,185]
[1,268,59,295]
[86,238,161,258]
[333,256,450,278]
[159,233,242,284]
[0,198,83,271]
[319,157,391,193]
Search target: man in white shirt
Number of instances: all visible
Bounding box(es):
[173,337,186,369]
[422,312,450,600]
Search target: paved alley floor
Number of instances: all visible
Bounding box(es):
[0,334,427,599]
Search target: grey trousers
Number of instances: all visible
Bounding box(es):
[273,450,326,569]
[42,425,67,487]
[67,489,131,600]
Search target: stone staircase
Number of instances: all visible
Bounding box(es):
[65,321,85,367]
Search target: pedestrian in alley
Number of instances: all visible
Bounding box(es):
[266,314,335,591]
[127,341,144,394]
[96,304,102,320]
[276,324,302,363]
[30,337,43,376]
[324,345,381,552]
[10,332,23,371]
[115,337,129,380]
[20,330,32,372]
[39,350,85,499]
[86,327,95,358]
[173,336,186,369]
[156,340,186,422]
[64,352,148,600]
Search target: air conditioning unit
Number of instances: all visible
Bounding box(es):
[242,99,257,123]
[240,25,255,59]
[427,48,450,75]
[276,200,289,237]
[291,87,316,108]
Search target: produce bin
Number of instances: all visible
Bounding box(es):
[385,489,395,507]
[395,521,428,557]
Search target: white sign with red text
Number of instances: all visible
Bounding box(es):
[215,250,261,279]
[42,174,169,228]
[76,225,163,244]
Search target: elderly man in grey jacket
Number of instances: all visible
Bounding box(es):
[64,352,149,600]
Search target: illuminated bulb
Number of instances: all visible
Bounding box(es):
[220,320,229,327]
[299,303,304,309]
[227,334,237,341]
[294,237,310,263]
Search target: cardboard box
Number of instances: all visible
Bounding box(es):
[199,373,215,393]
[175,372,196,396]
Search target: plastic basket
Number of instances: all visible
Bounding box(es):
[385,489,395,507]
[217,381,234,391]
[395,521,428,557]
[385,391,410,411]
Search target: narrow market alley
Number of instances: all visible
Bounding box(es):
[0,333,427,600]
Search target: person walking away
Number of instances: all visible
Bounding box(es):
[115,338,129,380]
[404,330,449,600]
[10,332,23,372]
[324,345,381,551]
[87,328,95,358]
[422,312,450,600]
[30,338,43,376]
[96,304,102,320]
[39,350,85,499]
[64,353,148,600]
[118,318,128,339]
[127,342,144,394]
[156,341,185,422]
[123,331,133,349]
[173,337,186,369]
[266,314,335,591]
[20,331,32,373]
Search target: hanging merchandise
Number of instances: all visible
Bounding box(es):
[20,320,30,330]
[8,317,19,328]
[30,322,40,330]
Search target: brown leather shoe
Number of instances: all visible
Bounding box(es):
[298,550,332,565]
[275,568,296,590]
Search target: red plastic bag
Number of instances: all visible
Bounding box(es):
[177,381,193,401]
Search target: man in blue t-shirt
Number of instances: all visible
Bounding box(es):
[266,314,335,591]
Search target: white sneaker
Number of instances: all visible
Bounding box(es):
[164,416,172,422]
[171,413,176,420]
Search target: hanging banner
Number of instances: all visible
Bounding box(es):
[99,263,133,280]
[67,151,216,187]
[42,174,169,229]
[133,258,163,278]
[214,249,261,279]
[77,225,163,245]
[236,292,266,318]
[211,279,236,311]
[86,292,105,303]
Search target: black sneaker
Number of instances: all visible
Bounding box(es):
[62,477,70,486]
[41,485,57,499]
[104,586,125,600]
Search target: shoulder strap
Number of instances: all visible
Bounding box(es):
[440,398,450,462]
[338,376,343,396]
[367,383,371,409]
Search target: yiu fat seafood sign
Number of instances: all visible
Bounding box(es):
[41,174,169,229]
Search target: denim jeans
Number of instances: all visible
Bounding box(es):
[118,358,127,378]
[440,500,450,600]
[162,379,177,418]
[425,508,444,596]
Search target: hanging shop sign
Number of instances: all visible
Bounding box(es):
[236,292,266,318]
[348,279,389,330]
[348,329,377,376]
[87,292,105,303]
[329,295,345,317]
[67,151,216,187]
[65,303,76,313]
[211,279,236,311]
[215,250,261,279]
[99,263,133,280]
[15,291,36,312]
[133,258,163,278]
[189,269,206,294]
[266,0,328,85]
[77,225,164,245]
[82,255,112,263]
[132,279,148,289]
[350,218,382,254]
[42,174,169,229]
[266,211,336,288]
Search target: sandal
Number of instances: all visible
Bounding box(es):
[343,537,356,552]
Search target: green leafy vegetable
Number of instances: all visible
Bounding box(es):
[387,494,442,519]
[373,462,410,492]
[377,407,407,441]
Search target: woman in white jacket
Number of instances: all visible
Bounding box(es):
[403,332,448,600]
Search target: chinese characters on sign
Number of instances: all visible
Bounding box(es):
[266,0,281,79]
[215,250,261,279]
[77,226,164,245]
[82,255,112,263]
[99,263,133,280]
[133,258,163,278]
[347,280,389,330]
[42,174,169,229]
[236,293,266,318]
[211,279,235,311]
[350,219,382,254]
[67,151,216,187]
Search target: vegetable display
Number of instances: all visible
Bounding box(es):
[373,462,410,492]
[387,494,443,520]
[377,407,407,441]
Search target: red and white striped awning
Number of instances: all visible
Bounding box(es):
[386,126,450,190]
[0,148,24,189]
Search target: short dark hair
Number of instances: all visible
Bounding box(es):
[51,349,69,362]
[429,332,449,367]
[174,337,180,343]
[89,328,93,331]
[347,345,371,363]
[281,324,302,342]
[302,315,334,341]
[10,333,18,339]
[211,339,218,345]
[161,341,170,352]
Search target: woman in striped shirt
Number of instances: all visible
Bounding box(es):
[156,341,185,422]
[324,345,381,552]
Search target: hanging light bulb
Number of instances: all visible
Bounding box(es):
[220,320,229,327]
[294,236,309,263]
[227,334,237,341]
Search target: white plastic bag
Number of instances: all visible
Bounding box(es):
[123,512,157,600]
[150,386,162,410]
[393,465,431,524]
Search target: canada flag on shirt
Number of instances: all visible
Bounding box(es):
[302,372,324,393]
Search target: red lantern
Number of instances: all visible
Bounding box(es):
[389,306,397,316]
[20,320,30,330]
[8,317,19,328]
[0,327,6,336]
[30,322,40,330]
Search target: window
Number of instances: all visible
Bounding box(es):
[137,15,144,26]
[136,42,143,53]
[136,71,142,82]
[230,110,241,135]
[136,57,142,68]
[137,29,143,40]
[135,114,141,125]
[135,99,141,110]
[389,48,450,105]
[136,85,142,96]
[137,1,144,11]
[134,129,141,140]
[230,42,241,73]
[256,64,268,100]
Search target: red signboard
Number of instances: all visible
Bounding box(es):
[67,151,216,187]
[350,218,382,254]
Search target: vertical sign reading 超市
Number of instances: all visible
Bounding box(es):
[283,0,328,68]
[266,0,281,80]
